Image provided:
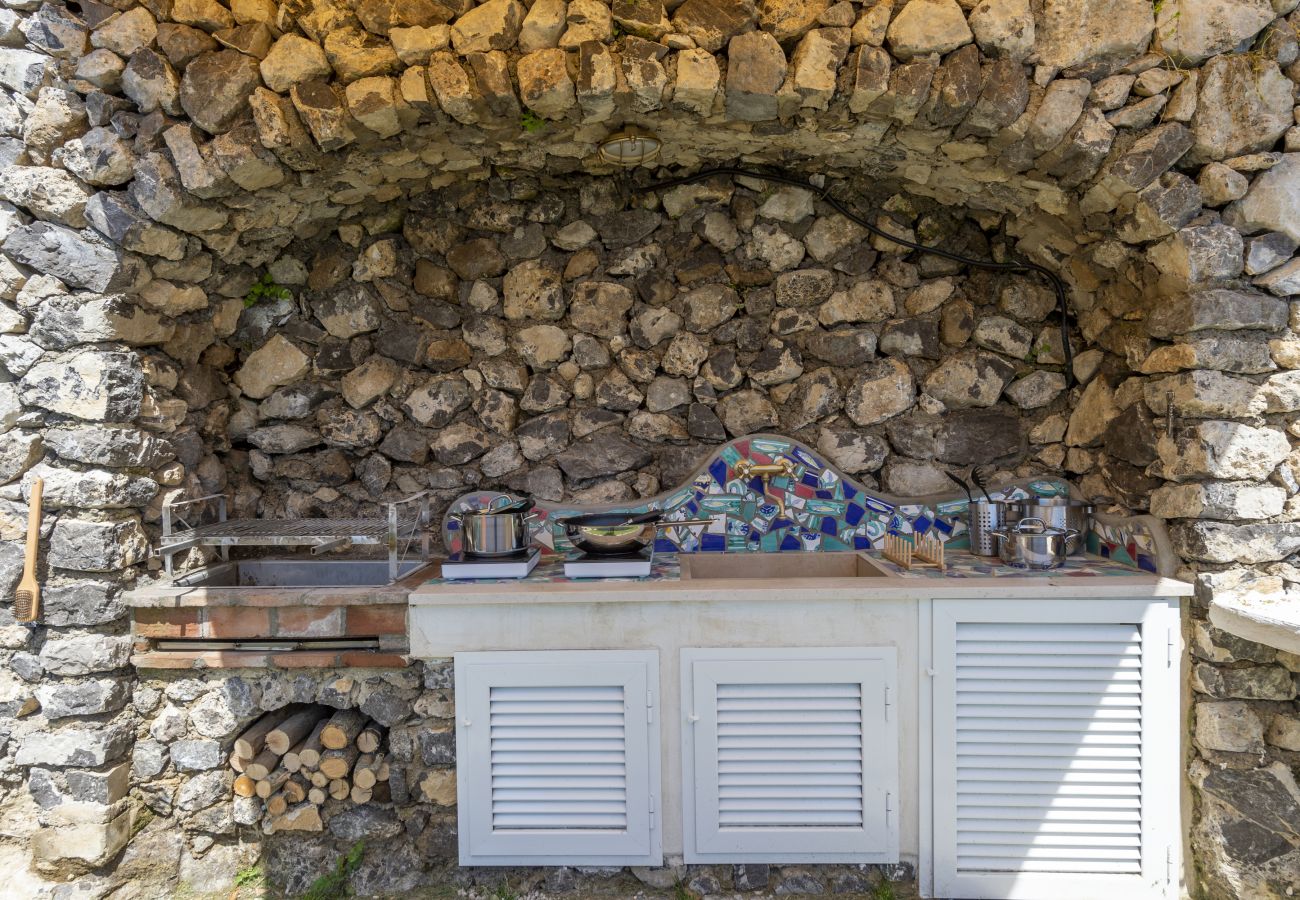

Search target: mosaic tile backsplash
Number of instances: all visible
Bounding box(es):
[443,434,1163,574]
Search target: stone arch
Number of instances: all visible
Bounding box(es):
[2,0,1299,894]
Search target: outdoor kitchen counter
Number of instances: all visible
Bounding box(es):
[126,564,434,608]
[408,548,1190,866]
[125,564,436,670]
[408,550,1193,606]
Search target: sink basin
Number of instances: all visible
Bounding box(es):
[680,551,893,580]
[172,558,431,588]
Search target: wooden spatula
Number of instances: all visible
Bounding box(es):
[14,477,42,624]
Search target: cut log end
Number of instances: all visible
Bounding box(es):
[320,709,367,751]
[319,745,359,780]
[266,707,326,756]
[266,792,288,817]
[356,721,383,754]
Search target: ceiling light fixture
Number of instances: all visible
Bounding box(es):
[598,126,662,167]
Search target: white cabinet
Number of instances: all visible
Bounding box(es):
[681,647,899,864]
[454,650,661,866]
[927,599,1179,900]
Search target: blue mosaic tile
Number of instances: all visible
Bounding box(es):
[708,458,728,486]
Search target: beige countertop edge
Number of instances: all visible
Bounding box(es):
[1209,594,1300,657]
[124,577,428,608]
[409,575,1194,606]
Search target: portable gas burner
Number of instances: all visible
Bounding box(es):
[440,546,541,580]
[562,548,654,578]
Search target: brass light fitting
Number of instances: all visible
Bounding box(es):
[597,126,663,167]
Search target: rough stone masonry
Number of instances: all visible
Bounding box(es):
[0,0,1299,896]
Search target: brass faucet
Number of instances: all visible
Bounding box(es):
[735,459,796,481]
[735,458,797,517]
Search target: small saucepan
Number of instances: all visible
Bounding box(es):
[991,517,1078,570]
[555,511,715,556]
[1004,497,1093,555]
[449,495,538,557]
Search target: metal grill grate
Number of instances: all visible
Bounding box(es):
[158,492,431,581]
[163,516,423,546]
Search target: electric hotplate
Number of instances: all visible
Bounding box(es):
[440,547,541,580]
[563,550,653,579]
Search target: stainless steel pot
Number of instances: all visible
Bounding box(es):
[991,517,1078,570]
[1005,497,1093,555]
[449,496,537,557]
[556,511,714,556]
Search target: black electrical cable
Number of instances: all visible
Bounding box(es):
[635,165,1075,387]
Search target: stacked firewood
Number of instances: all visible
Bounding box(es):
[228,705,390,832]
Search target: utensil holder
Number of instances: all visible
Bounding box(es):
[968,500,1005,557]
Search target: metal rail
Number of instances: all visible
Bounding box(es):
[158,492,431,581]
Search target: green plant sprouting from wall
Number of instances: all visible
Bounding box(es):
[520,111,546,134]
[871,882,898,900]
[302,841,365,900]
[244,272,292,308]
[235,864,265,889]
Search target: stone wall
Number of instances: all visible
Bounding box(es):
[206,178,1067,530]
[121,663,456,897]
[0,0,1299,895]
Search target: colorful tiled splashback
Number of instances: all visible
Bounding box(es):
[443,433,1162,573]
[1088,519,1161,574]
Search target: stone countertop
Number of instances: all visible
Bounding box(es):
[409,551,1193,605]
[125,562,436,608]
[1209,591,1300,656]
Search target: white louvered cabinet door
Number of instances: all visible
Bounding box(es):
[682,647,899,864]
[930,599,1179,900]
[454,650,661,866]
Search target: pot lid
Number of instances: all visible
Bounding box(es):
[1006,516,1070,536]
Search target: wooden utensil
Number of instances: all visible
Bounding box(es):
[14,477,41,624]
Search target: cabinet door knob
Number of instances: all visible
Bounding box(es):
[687,713,699,723]
[461,717,472,727]
[925,667,936,677]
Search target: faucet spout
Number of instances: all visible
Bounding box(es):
[735,458,797,517]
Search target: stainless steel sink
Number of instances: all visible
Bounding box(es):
[679,551,894,580]
[172,558,431,588]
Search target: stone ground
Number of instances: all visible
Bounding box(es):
[212,880,913,900]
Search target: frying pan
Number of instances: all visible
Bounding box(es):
[555,511,714,556]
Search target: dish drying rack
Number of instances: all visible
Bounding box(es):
[158,492,432,582]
